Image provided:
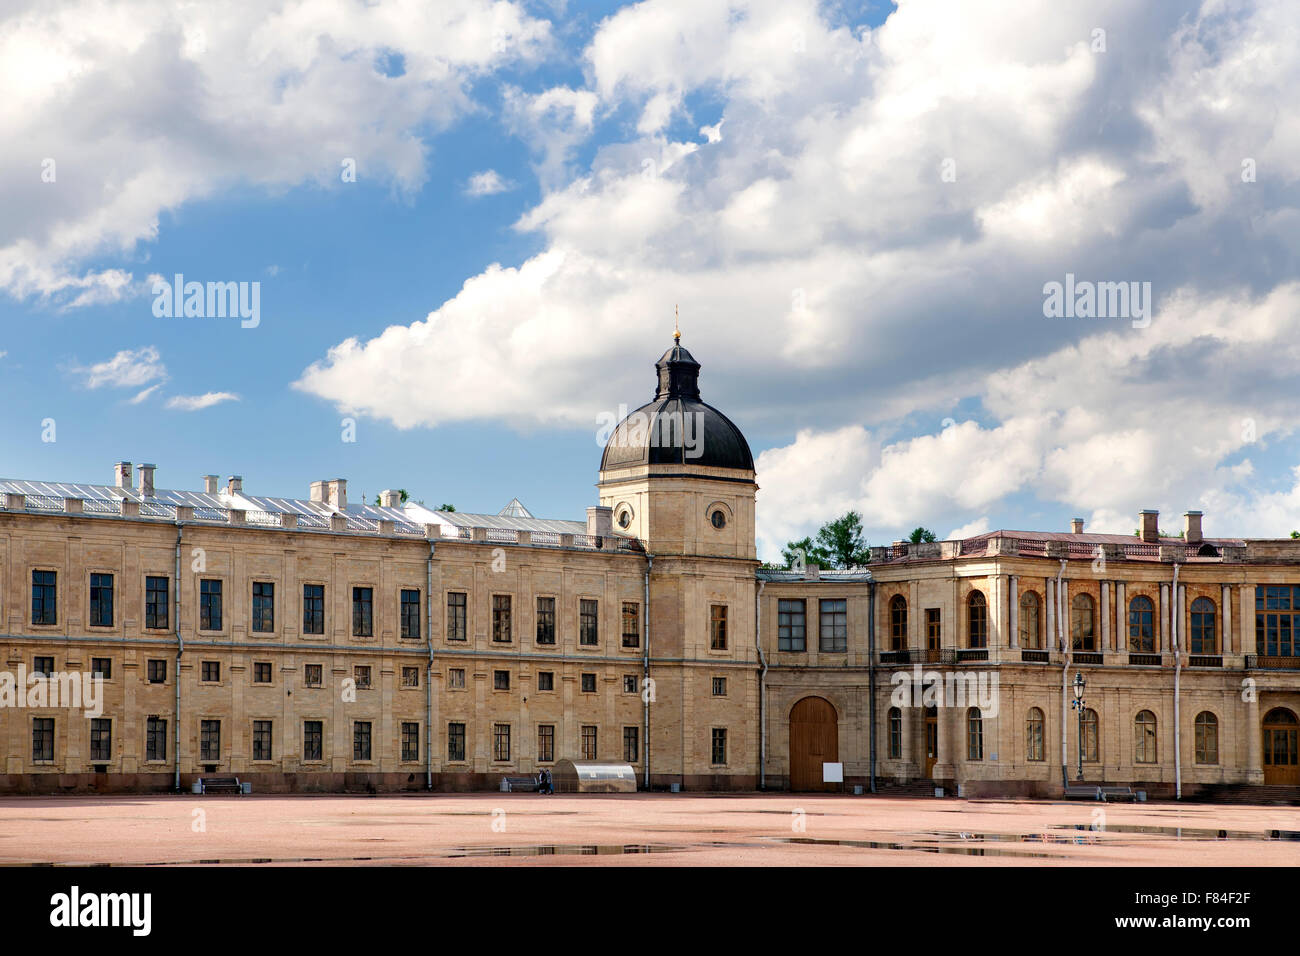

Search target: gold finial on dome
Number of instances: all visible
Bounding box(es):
[674,304,680,343]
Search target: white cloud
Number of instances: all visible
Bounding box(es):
[465,169,515,197]
[0,0,552,307]
[69,346,167,389]
[128,383,163,404]
[166,391,239,411]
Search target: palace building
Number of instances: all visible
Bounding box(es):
[0,338,1297,797]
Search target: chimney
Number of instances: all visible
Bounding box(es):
[227,475,243,495]
[137,463,156,497]
[326,478,347,511]
[1139,510,1160,543]
[379,489,402,508]
[202,475,219,495]
[587,505,613,537]
[114,461,132,488]
[1070,517,1084,534]
[310,480,327,503]
[1184,510,1203,545]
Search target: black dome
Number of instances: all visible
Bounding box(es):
[600,338,755,471]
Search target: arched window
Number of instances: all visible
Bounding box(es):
[1071,593,1096,651]
[968,591,987,649]
[1129,596,1156,652]
[1026,707,1044,762]
[967,707,983,760]
[888,707,902,759]
[1135,710,1158,764]
[1020,591,1041,649]
[889,595,907,651]
[1194,711,1219,765]
[1190,597,1217,654]
[1082,708,1099,762]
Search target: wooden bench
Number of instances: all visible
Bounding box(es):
[199,776,243,794]
[1063,784,1103,800]
[500,775,540,793]
[1101,786,1139,802]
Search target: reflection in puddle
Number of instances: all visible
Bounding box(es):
[1051,824,1300,841]
[767,836,1058,859]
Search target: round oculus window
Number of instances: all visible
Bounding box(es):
[710,509,727,529]
[617,510,632,529]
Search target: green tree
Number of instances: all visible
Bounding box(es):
[438,503,456,512]
[778,511,871,569]
[780,535,832,570]
[908,526,937,543]
[373,489,409,506]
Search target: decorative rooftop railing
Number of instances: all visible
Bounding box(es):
[0,491,643,554]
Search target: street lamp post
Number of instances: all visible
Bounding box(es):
[1070,671,1086,781]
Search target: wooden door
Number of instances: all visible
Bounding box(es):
[1263,708,1300,785]
[924,706,938,778]
[790,697,838,791]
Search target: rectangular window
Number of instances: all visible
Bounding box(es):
[401,722,419,762]
[91,657,111,679]
[448,668,466,689]
[401,666,419,688]
[353,665,371,690]
[581,672,596,693]
[34,655,54,677]
[537,671,554,692]
[494,670,510,691]
[32,718,54,762]
[1256,585,1300,657]
[146,716,167,761]
[447,592,467,641]
[448,722,466,762]
[926,608,941,650]
[353,721,372,761]
[493,723,511,762]
[200,579,223,631]
[200,660,220,683]
[89,573,114,627]
[538,725,555,763]
[31,570,56,625]
[711,728,727,765]
[90,718,112,761]
[252,581,274,632]
[303,721,323,761]
[623,675,638,694]
[710,604,728,650]
[820,599,847,652]
[889,710,902,759]
[622,602,640,648]
[253,661,271,683]
[304,664,322,687]
[400,589,421,639]
[623,726,639,763]
[200,720,221,762]
[302,584,324,635]
[352,586,373,637]
[579,599,598,646]
[580,725,597,760]
[145,576,169,630]
[536,596,556,645]
[712,677,726,696]
[253,720,272,761]
[147,658,167,683]
[968,711,984,761]
[777,599,806,652]
[492,594,512,643]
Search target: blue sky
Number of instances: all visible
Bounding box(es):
[3,0,1298,559]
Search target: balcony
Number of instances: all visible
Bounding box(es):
[1129,653,1163,666]
[955,648,989,663]
[1021,650,1050,663]
[1073,652,1104,665]
[1187,655,1223,668]
[879,650,911,665]
[1245,654,1300,670]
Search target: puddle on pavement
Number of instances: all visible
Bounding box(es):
[766,836,1058,859]
[1050,824,1300,841]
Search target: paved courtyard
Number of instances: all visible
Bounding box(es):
[0,793,1296,866]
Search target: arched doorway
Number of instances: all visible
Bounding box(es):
[924,706,939,778]
[789,697,838,791]
[1263,708,1299,785]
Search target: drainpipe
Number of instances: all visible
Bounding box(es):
[427,540,436,791]
[756,579,767,790]
[173,523,184,792]
[643,553,653,790]
[1173,560,1182,800]
[1057,559,1069,791]
[868,579,877,794]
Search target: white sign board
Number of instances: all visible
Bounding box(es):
[822,762,844,783]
